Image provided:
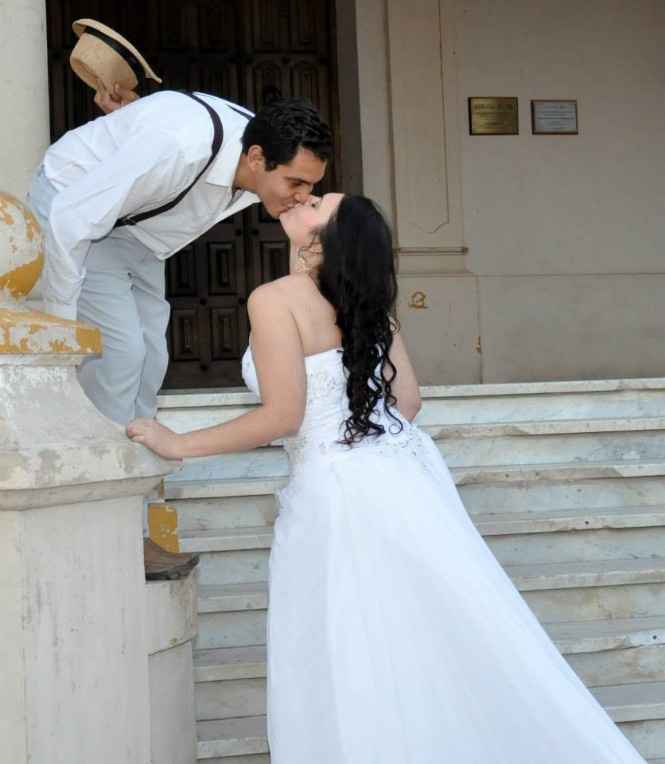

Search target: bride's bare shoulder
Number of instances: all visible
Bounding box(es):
[249,274,317,305]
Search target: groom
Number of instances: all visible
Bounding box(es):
[29,91,332,426]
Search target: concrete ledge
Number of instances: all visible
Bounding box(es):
[146,574,198,764]
[149,643,197,764]
[146,573,198,656]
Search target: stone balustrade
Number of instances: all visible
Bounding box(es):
[0,192,197,764]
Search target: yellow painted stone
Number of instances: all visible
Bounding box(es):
[0,193,44,299]
[148,502,180,553]
[0,308,102,355]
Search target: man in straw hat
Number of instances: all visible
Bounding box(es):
[27,19,332,576]
[28,20,331,418]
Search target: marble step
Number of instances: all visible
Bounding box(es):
[516,559,665,624]
[158,380,665,433]
[475,505,665,535]
[164,428,665,484]
[193,618,665,721]
[164,415,665,450]
[434,416,665,439]
[595,682,665,722]
[460,474,665,518]
[195,560,665,649]
[442,430,665,471]
[454,460,665,487]
[198,758,268,764]
[551,617,665,687]
[485,515,665,566]
[182,505,665,553]
[605,688,665,759]
[194,647,268,722]
[194,645,267,683]
[194,617,665,683]
[197,582,268,649]
[194,682,665,759]
[168,468,665,533]
[196,674,266,722]
[197,716,268,759]
[181,506,665,585]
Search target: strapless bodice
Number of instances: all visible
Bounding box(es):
[241,345,425,472]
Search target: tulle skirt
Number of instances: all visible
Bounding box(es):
[266,430,646,763]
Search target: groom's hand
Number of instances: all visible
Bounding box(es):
[95,82,140,114]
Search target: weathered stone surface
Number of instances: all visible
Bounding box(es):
[0,307,100,355]
[146,574,198,656]
[0,193,43,300]
[194,646,267,683]
[197,716,269,758]
[0,361,177,505]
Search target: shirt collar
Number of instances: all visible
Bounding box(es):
[205,126,245,189]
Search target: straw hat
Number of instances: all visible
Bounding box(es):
[70,19,162,93]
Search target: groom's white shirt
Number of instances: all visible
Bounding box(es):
[41,90,260,319]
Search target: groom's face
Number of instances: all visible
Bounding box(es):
[252,147,326,218]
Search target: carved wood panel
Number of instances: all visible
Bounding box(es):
[46,0,338,388]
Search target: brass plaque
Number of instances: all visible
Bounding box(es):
[468,97,519,135]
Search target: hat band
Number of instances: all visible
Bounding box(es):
[83,26,147,87]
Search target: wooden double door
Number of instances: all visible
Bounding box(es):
[46,0,338,387]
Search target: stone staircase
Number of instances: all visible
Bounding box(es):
[157,379,665,763]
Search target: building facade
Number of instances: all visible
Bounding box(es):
[2,0,665,386]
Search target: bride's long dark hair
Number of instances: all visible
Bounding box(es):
[317,195,402,445]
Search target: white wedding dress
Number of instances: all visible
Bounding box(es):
[242,346,646,764]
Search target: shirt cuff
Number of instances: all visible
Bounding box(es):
[42,299,78,322]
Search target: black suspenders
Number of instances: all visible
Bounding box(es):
[115,93,227,229]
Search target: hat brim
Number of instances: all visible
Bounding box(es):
[70,36,138,92]
[72,18,162,84]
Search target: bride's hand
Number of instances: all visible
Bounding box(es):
[127,418,184,460]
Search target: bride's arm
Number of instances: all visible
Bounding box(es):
[127,284,307,459]
[386,330,422,422]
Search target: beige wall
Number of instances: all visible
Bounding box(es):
[0,0,50,196]
[352,0,665,384]
[458,0,665,277]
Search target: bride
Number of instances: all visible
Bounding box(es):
[128,193,645,763]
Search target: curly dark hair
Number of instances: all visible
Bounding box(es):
[317,195,402,445]
[242,97,333,170]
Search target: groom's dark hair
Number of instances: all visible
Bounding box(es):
[242,97,333,170]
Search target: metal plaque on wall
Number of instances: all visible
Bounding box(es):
[531,100,579,135]
[468,97,519,135]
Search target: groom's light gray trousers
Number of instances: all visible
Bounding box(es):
[28,166,170,425]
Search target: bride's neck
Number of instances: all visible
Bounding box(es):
[288,242,299,275]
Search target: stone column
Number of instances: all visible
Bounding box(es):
[0,305,177,763]
[353,0,481,383]
[0,0,50,196]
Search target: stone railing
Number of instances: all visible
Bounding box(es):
[0,194,197,764]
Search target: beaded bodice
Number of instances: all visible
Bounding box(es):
[241,345,426,472]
